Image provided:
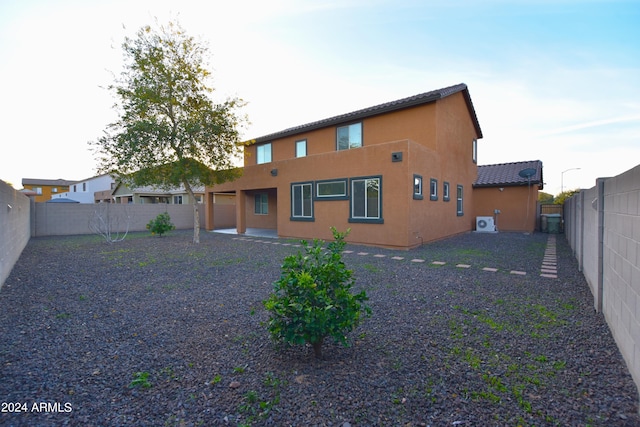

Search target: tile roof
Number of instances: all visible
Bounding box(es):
[21,178,77,186]
[112,182,204,196]
[474,160,543,189]
[252,83,482,143]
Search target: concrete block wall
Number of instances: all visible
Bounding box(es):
[33,203,205,237]
[581,186,601,309]
[565,164,640,405]
[0,180,31,288]
[566,185,602,310]
[602,165,640,394]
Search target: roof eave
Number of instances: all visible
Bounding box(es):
[251,83,480,144]
[252,93,443,144]
[462,89,483,139]
[473,181,543,188]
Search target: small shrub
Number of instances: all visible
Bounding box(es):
[146,212,175,237]
[129,371,152,389]
[263,227,371,359]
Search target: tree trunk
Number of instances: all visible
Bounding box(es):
[183,180,200,244]
[193,202,200,244]
[311,338,323,359]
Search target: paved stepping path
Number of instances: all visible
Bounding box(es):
[232,235,561,278]
[540,234,558,278]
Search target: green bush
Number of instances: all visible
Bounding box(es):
[263,228,371,359]
[146,212,175,237]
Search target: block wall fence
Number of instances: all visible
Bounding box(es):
[564,163,640,407]
[0,181,31,289]
[32,203,205,237]
[0,191,236,288]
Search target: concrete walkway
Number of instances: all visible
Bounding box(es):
[230,233,562,278]
[212,228,278,239]
[540,234,558,278]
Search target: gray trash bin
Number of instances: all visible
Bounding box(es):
[546,214,561,234]
[540,215,549,233]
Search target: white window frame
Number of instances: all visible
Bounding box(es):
[257,143,272,164]
[350,176,382,222]
[457,185,464,216]
[291,182,313,219]
[430,178,438,201]
[337,122,362,151]
[472,139,477,164]
[296,139,307,158]
[316,180,347,199]
[413,175,423,200]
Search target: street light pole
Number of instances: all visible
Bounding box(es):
[561,168,581,194]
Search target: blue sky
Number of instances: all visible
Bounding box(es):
[1,0,639,194]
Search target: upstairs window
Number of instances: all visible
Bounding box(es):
[296,140,307,158]
[337,122,362,151]
[472,139,477,164]
[257,143,272,164]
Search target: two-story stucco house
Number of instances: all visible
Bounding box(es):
[205,83,483,249]
[50,174,115,203]
[21,178,75,202]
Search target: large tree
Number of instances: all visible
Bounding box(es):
[92,21,245,243]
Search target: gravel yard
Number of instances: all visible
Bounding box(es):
[0,230,638,426]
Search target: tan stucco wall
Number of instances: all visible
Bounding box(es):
[473,185,539,233]
[244,102,438,167]
[208,92,481,249]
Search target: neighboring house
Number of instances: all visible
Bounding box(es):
[94,188,115,203]
[111,182,204,205]
[50,174,115,204]
[205,83,484,249]
[473,160,543,233]
[21,178,75,203]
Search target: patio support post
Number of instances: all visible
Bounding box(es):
[236,190,247,234]
[204,191,214,230]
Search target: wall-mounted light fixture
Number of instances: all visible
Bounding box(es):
[391,152,403,162]
[270,169,278,177]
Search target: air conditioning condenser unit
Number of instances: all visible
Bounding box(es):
[476,216,496,232]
